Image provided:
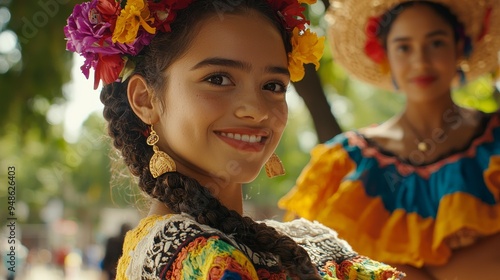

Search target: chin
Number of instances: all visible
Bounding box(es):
[237,172,262,184]
[229,166,267,184]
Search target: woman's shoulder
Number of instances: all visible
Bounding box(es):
[262,218,406,279]
[263,218,356,263]
[309,130,372,165]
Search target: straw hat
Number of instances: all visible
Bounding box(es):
[326,0,500,89]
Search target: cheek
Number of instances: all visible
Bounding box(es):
[270,102,288,135]
[387,52,405,72]
[388,58,407,82]
[439,55,458,72]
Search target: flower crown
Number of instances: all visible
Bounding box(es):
[64,0,325,89]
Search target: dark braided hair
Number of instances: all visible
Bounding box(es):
[100,0,321,278]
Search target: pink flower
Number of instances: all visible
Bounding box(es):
[64,0,114,55]
[64,0,153,87]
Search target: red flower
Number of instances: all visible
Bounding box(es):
[281,2,308,30]
[94,54,124,89]
[364,39,386,64]
[267,0,309,31]
[365,16,381,38]
[148,0,193,32]
[364,16,386,64]
[96,0,120,30]
[477,6,492,42]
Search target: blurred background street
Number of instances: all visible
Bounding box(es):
[10,264,101,280]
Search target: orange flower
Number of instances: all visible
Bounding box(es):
[288,27,325,82]
[112,0,156,44]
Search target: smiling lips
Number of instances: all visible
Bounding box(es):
[216,131,267,152]
[411,75,437,86]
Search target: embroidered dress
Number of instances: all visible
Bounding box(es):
[116,213,404,279]
[279,110,500,268]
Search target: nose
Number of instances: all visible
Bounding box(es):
[234,88,269,122]
[413,46,431,69]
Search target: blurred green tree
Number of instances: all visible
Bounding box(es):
[0,0,79,137]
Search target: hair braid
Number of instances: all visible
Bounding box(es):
[151,173,320,279]
[100,83,156,193]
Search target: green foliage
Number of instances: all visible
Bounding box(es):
[0,112,135,225]
[0,0,79,137]
[0,122,70,223]
[454,75,499,112]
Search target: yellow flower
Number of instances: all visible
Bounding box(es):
[288,28,325,82]
[113,0,156,44]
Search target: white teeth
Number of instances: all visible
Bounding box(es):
[219,132,262,143]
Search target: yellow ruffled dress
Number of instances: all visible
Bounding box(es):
[280,110,500,267]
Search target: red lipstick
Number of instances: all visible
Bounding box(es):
[411,75,437,86]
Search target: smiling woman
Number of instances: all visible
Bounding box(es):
[134,11,289,185]
[63,0,406,279]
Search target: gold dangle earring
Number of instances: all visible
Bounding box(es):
[146,124,176,178]
[265,153,285,178]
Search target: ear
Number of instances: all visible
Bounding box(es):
[127,74,160,125]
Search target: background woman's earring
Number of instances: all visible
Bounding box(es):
[265,153,285,178]
[457,66,467,86]
[146,125,176,178]
[391,76,399,90]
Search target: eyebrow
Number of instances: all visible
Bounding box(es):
[391,30,450,43]
[190,57,289,76]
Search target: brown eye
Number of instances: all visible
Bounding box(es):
[396,44,410,53]
[263,82,287,94]
[206,74,232,86]
[432,40,445,47]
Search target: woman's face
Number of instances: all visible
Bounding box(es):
[386,4,460,101]
[154,12,289,187]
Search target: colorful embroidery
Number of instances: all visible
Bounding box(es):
[117,214,404,279]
